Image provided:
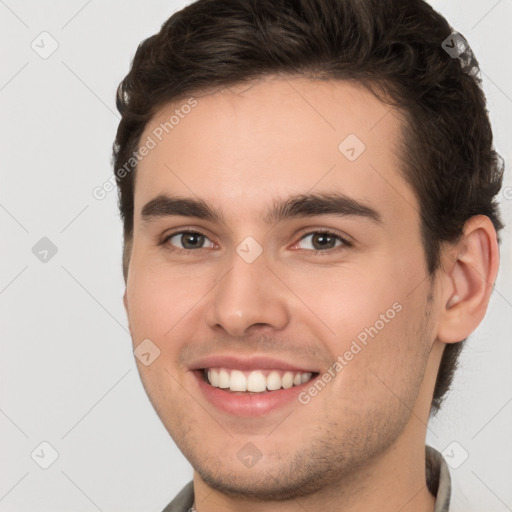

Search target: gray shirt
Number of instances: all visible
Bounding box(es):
[162,445,451,512]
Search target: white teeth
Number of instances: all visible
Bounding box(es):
[281,371,294,389]
[266,371,282,391]
[208,369,219,387]
[218,369,230,389]
[247,370,267,392]
[205,368,314,392]
[300,372,311,384]
[229,370,247,392]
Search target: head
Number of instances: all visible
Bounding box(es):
[113,0,503,501]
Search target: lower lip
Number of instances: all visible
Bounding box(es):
[193,370,317,417]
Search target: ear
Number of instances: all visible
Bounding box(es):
[436,215,500,344]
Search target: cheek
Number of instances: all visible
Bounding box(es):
[281,260,409,344]
[285,255,430,399]
[126,256,213,344]
[347,298,430,412]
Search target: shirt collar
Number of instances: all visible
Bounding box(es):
[426,445,452,512]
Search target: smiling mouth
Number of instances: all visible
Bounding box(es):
[202,367,318,393]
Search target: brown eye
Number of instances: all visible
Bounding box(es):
[295,231,350,252]
[165,231,213,250]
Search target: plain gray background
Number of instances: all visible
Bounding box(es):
[1,1,511,511]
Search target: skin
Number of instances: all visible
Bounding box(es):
[123,75,499,512]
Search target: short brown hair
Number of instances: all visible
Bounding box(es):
[112,0,504,413]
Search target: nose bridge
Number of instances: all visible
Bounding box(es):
[206,247,289,336]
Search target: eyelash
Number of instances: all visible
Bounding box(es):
[160,229,352,256]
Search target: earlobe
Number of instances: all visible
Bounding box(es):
[437,215,499,344]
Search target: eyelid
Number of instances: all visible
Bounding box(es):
[161,226,212,241]
[160,227,353,253]
[290,229,353,251]
[160,228,216,251]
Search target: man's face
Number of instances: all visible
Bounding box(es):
[124,76,441,498]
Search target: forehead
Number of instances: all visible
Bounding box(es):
[133,76,417,225]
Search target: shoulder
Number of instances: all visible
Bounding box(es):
[161,481,194,512]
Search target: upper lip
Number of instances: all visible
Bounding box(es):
[189,354,319,373]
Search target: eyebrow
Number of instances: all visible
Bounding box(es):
[140,192,382,225]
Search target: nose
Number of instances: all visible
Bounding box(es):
[205,249,290,337]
